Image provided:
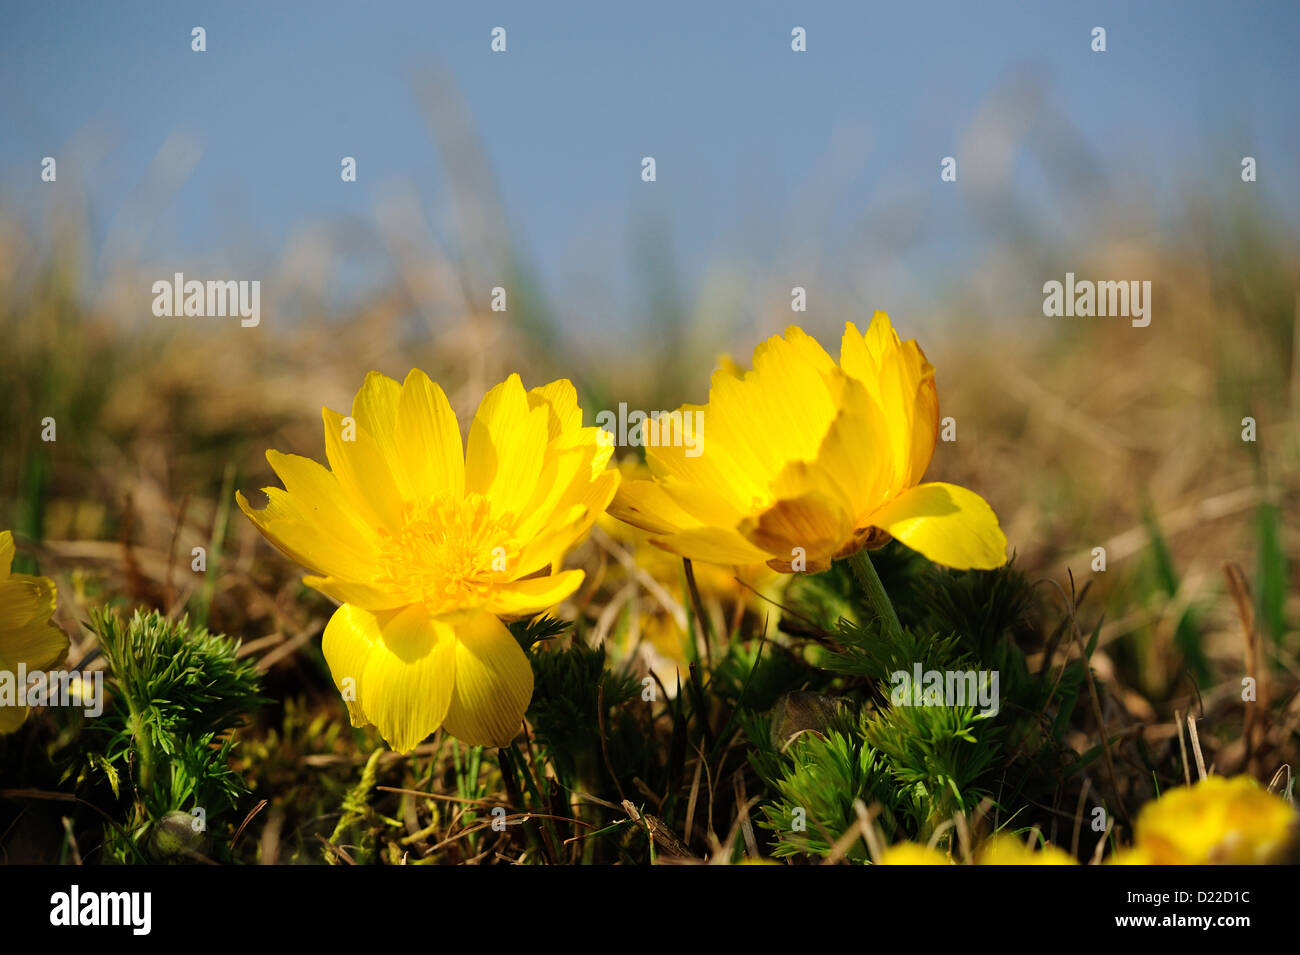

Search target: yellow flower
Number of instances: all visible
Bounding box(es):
[976,833,1077,865]
[0,530,70,733]
[609,313,1006,573]
[238,371,619,751]
[1129,775,1298,864]
[877,843,951,865]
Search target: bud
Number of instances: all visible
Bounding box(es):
[147,810,208,860]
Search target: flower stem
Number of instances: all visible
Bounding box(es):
[846,549,904,643]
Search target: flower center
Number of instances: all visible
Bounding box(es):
[374,493,519,614]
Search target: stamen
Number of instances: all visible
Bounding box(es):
[373,493,519,614]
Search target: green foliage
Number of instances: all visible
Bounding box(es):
[326,747,386,864]
[526,641,641,786]
[1142,504,1209,684]
[916,558,1033,660]
[754,707,897,862]
[708,638,824,712]
[1255,500,1287,645]
[750,551,1093,859]
[820,617,967,682]
[79,609,264,862]
[784,541,928,633]
[866,700,1000,832]
[508,613,573,650]
[783,559,861,632]
[12,451,48,576]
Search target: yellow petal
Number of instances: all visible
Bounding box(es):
[395,369,465,501]
[868,482,1007,569]
[440,611,533,747]
[740,486,853,569]
[812,377,896,522]
[512,507,589,578]
[0,570,69,680]
[646,404,769,515]
[588,431,616,476]
[486,570,585,617]
[320,604,374,729]
[715,353,744,378]
[0,618,68,672]
[704,375,791,494]
[878,844,951,865]
[236,487,376,581]
[265,450,380,555]
[513,437,606,543]
[652,475,751,533]
[0,572,57,629]
[322,407,405,531]
[648,526,771,567]
[302,575,410,611]
[527,379,583,440]
[841,314,938,491]
[699,327,839,495]
[237,451,379,582]
[0,574,67,670]
[773,324,836,374]
[908,373,940,488]
[1132,775,1299,864]
[464,374,549,519]
[0,530,13,577]
[322,603,457,753]
[977,834,1077,865]
[608,478,699,537]
[513,468,619,577]
[351,371,405,488]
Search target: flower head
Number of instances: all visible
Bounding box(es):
[609,313,1007,573]
[0,530,70,733]
[1128,775,1298,864]
[238,370,619,751]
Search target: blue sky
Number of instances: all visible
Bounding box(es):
[3,1,1297,325]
